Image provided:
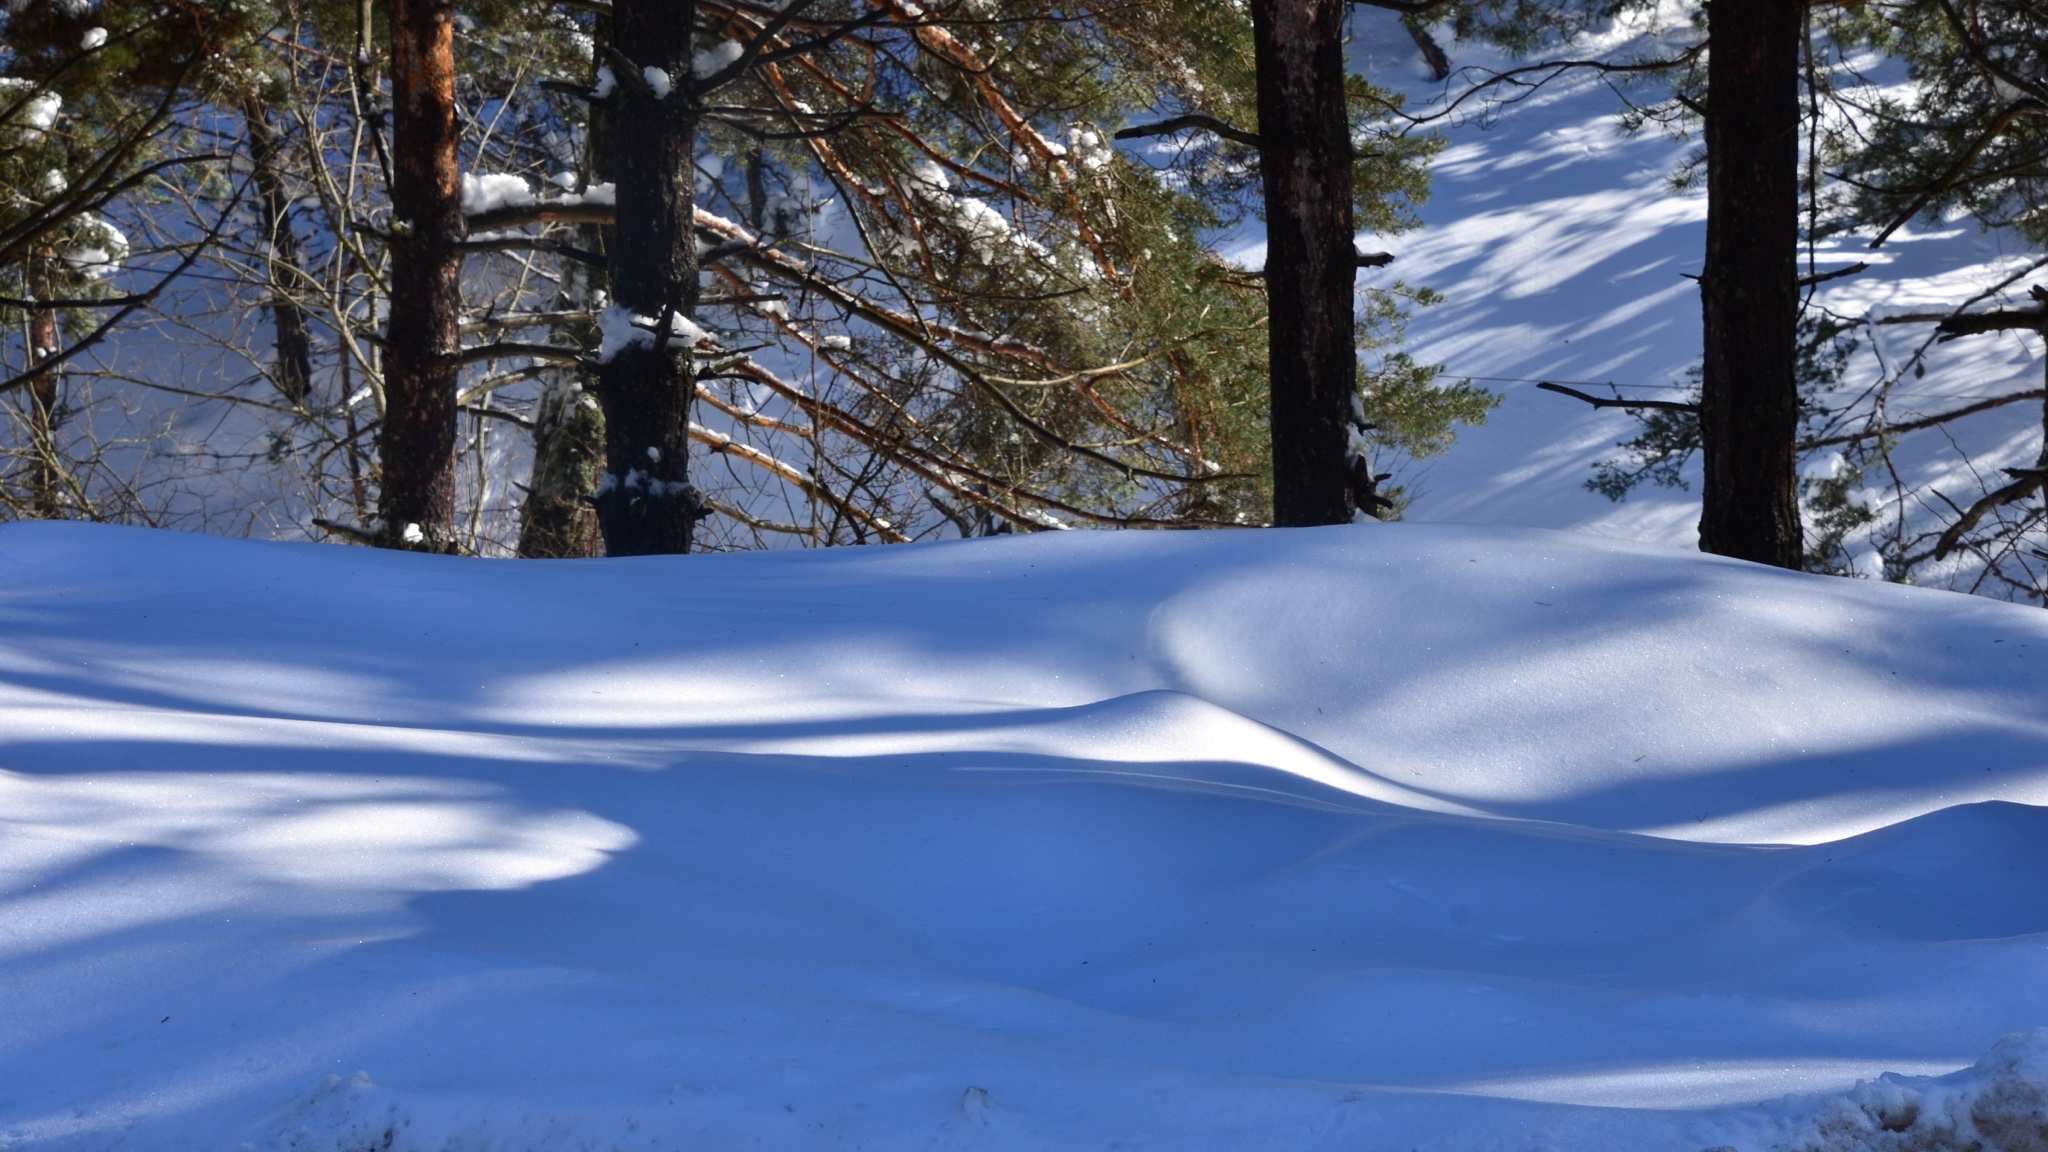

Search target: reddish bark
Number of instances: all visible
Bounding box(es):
[27,305,60,518]
[380,0,463,551]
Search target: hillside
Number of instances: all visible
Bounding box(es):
[2,521,2047,1150]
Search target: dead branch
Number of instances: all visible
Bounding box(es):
[1537,381,1699,413]
[1113,114,1261,150]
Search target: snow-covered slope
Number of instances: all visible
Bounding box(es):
[3,521,2048,1150]
[1331,11,2048,580]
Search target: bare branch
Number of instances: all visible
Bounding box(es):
[1114,113,1262,149]
[1798,261,1868,287]
[1935,471,2048,559]
[1537,381,1699,413]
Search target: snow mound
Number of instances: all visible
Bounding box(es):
[1797,1029,2048,1152]
[2,521,2047,1151]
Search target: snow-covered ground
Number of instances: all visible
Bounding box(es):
[11,12,2048,1151]
[4,519,2048,1150]
[1330,11,2048,577]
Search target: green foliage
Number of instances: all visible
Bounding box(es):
[1587,381,1700,500]
[1351,284,1497,516]
[1826,0,2048,247]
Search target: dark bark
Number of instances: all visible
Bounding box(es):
[594,0,703,555]
[380,0,463,552]
[1404,16,1451,82]
[747,142,769,232]
[240,91,315,406]
[1698,0,1802,567]
[1253,0,1361,527]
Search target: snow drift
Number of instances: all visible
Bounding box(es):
[1,521,2046,1151]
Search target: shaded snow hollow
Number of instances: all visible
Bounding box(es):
[3,522,2048,1150]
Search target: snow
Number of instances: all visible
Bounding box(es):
[5,520,2048,1150]
[1326,10,2048,574]
[692,38,743,78]
[593,302,708,362]
[0,79,62,139]
[458,173,534,217]
[61,213,127,279]
[902,159,1048,264]
[79,26,105,50]
[1063,124,1114,173]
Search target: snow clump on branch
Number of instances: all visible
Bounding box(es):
[692,40,743,78]
[459,173,535,217]
[0,79,61,141]
[1060,124,1114,173]
[900,159,1048,265]
[595,305,708,364]
[62,213,127,278]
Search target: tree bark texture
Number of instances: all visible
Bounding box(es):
[595,0,702,556]
[381,0,463,551]
[1699,0,1802,567]
[27,302,60,518]
[1253,0,1359,527]
[518,377,607,557]
[240,91,314,406]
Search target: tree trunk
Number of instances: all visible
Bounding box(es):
[1698,0,1802,567]
[26,303,60,518]
[240,90,315,407]
[519,34,611,559]
[594,0,703,556]
[380,0,463,552]
[518,377,607,556]
[1253,0,1360,527]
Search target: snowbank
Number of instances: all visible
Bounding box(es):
[1,521,2046,1150]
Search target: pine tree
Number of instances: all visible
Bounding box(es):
[380,0,464,552]
[1253,0,1364,526]
[1697,0,1802,568]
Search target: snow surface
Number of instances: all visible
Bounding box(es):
[1325,11,2048,576]
[3,520,2048,1150]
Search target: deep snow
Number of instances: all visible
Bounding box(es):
[2,520,2048,1150]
